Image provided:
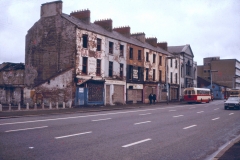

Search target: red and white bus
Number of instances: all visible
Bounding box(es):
[183,87,211,103]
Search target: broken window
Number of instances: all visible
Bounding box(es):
[82,57,88,74]
[120,63,123,78]
[153,54,156,63]
[82,34,88,48]
[146,52,149,62]
[146,68,149,80]
[97,38,101,51]
[96,59,101,76]
[109,41,113,54]
[129,48,133,59]
[153,69,155,81]
[120,45,124,56]
[109,61,113,77]
[138,50,141,61]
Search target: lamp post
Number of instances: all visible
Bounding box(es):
[165,56,176,104]
[210,70,218,91]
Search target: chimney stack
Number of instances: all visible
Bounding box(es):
[113,26,131,37]
[131,32,145,43]
[70,9,91,24]
[94,19,112,31]
[41,1,62,18]
[157,42,168,51]
[146,37,157,47]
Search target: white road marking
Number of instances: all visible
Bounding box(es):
[214,108,219,110]
[139,113,151,115]
[189,107,196,109]
[29,147,34,149]
[229,113,234,115]
[134,121,151,125]
[197,111,204,113]
[92,118,111,122]
[169,110,176,112]
[5,126,48,132]
[183,125,197,129]
[173,115,184,118]
[55,131,92,139]
[212,117,220,121]
[122,138,151,148]
[0,105,199,126]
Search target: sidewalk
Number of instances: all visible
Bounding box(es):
[0,101,238,160]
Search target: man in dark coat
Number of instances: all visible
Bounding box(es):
[153,94,156,104]
[149,93,153,104]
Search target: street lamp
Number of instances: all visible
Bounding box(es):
[210,70,218,91]
[165,56,176,104]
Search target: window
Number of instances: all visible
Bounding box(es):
[204,70,206,73]
[175,73,177,84]
[129,48,133,59]
[153,54,156,63]
[181,66,183,77]
[170,59,172,67]
[159,70,162,82]
[159,56,162,66]
[146,52,149,62]
[153,69,155,81]
[120,63,123,78]
[109,42,113,54]
[97,38,101,51]
[82,57,88,74]
[170,72,173,83]
[96,59,101,76]
[120,45,124,56]
[146,68,149,80]
[175,60,177,68]
[138,50,141,61]
[82,34,88,48]
[129,65,133,80]
[138,67,141,80]
[109,61,113,77]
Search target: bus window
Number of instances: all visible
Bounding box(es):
[192,90,195,95]
[184,90,187,95]
[188,91,191,95]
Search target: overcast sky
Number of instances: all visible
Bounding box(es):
[0,0,239,65]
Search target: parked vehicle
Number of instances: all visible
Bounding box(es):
[183,87,211,103]
[225,89,240,99]
[224,96,240,110]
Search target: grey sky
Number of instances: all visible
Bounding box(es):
[0,0,239,65]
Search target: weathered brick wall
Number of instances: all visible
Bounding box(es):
[24,69,74,106]
[0,87,23,105]
[25,14,76,87]
[0,70,24,85]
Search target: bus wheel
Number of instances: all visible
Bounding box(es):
[207,99,210,103]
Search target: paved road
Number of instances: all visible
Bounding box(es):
[0,101,239,160]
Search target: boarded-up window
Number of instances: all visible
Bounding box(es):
[82,57,88,74]
[96,59,101,76]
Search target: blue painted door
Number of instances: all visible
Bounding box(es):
[76,87,85,105]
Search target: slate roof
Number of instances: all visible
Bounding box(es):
[0,62,25,71]
[167,45,189,53]
[61,13,172,56]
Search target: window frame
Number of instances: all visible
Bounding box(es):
[153,54,156,63]
[109,61,113,77]
[146,68,149,80]
[97,38,101,51]
[120,45,124,57]
[82,57,88,74]
[146,52,149,62]
[96,59,101,76]
[153,69,155,81]
[129,48,133,59]
[120,63,123,78]
[109,41,114,54]
[82,34,88,48]
[138,50,142,61]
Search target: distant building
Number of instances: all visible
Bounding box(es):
[168,45,197,100]
[197,57,240,89]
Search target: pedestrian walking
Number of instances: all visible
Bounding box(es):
[149,93,153,105]
[153,94,156,104]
